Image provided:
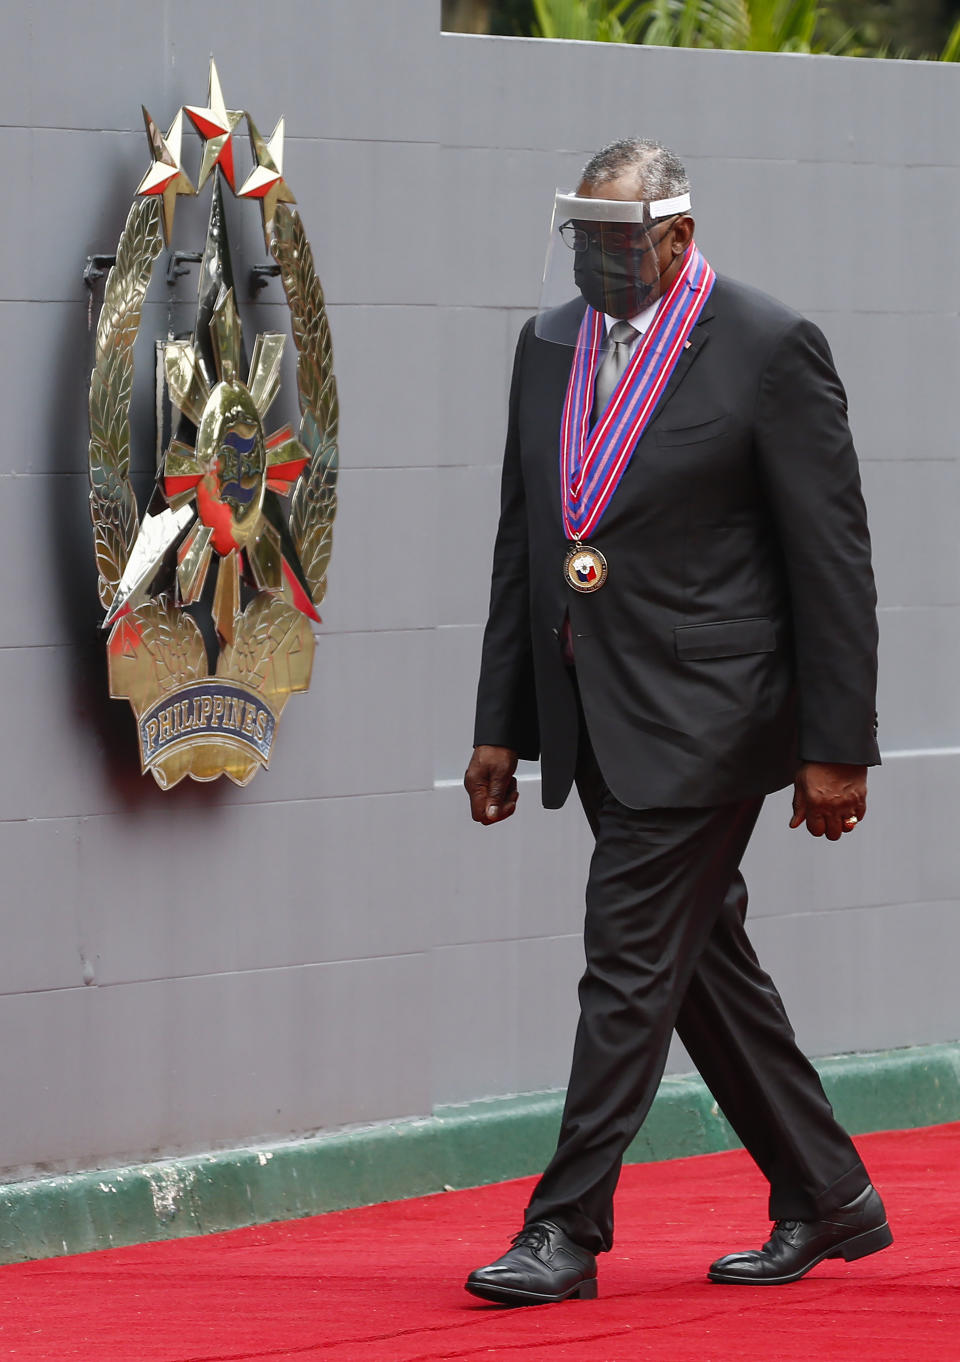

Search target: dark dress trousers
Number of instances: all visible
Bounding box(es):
[473,275,881,1254]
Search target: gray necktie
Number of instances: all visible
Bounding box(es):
[593,320,639,418]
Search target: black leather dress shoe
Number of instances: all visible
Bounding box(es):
[465,1220,598,1306]
[708,1184,892,1285]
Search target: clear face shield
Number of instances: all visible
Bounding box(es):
[535,190,691,344]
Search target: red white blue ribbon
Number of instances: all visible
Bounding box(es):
[559,243,715,543]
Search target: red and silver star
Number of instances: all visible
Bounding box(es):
[238,115,296,247]
[137,107,196,245]
[185,59,244,191]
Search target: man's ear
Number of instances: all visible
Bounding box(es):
[673,215,695,254]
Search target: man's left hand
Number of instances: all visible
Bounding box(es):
[790,762,867,841]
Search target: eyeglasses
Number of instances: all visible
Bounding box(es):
[558,217,678,256]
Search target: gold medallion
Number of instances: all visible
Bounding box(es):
[563,544,607,593]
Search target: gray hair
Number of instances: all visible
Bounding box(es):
[580,139,690,202]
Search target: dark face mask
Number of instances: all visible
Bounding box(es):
[574,241,656,317]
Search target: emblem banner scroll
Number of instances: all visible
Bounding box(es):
[88,61,337,789]
[138,681,276,777]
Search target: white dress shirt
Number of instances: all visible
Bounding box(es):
[603,297,661,357]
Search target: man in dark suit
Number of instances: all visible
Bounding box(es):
[463,139,890,1306]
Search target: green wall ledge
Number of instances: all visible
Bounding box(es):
[3,1041,958,1264]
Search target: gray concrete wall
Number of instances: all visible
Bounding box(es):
[0,3,956,1180]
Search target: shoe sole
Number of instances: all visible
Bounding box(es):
[465,1276,598,1306]
[707,1222,894,1285]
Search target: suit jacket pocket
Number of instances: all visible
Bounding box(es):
[675,617,777,660]
[656,414,730,447]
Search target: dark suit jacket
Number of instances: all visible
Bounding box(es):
[473,275,880,810]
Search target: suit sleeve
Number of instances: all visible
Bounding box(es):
[754,317,880,766]
[472,320,540,759]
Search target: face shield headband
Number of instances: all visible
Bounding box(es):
[553,191,692,225]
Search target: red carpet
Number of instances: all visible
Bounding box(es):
[0,1124,956,1361]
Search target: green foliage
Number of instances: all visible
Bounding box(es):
[740,0,819,52]
[634,0,749,50]
[821,0,958,60]
[525,0,834,50]
[489,0,960,56]
[489,0,538,35]
[941,12,960,57]
[530,0,648,41]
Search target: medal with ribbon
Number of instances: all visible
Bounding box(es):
[560,243,715,592]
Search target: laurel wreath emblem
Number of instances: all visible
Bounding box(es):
[89,196,165,613]
[88,103,338,789]
[273,205,339,608]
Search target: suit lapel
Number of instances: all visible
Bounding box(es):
[647,300,714,426]
[605,297,717,512]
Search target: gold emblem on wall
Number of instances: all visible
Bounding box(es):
[88,61,337,788]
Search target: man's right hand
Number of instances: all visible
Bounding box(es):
[464,746,519,825]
